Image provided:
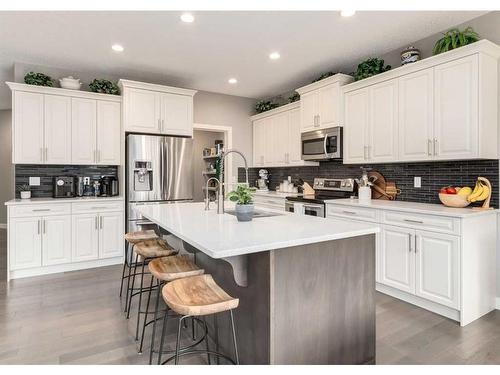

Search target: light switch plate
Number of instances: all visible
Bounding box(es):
[29,177,40,186]
[414,176,421,188]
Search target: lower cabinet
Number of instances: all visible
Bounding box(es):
[42,215,72,266]
[98,211,125,259]
[9,217,43,270]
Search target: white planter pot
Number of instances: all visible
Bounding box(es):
[20,191,31,199]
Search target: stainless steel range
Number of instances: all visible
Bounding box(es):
[285,178,356,217]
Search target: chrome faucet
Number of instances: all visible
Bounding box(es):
[205,177,221,213]
[217,149,249,214]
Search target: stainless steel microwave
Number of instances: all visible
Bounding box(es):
[301,127,342,160]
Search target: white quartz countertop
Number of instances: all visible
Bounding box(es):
[325,198,498,218]
[5,196,124,206]
[134,202,379,258]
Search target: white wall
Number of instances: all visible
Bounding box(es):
[0,110,14,224]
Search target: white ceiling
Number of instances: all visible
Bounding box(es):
[0,11,487,110]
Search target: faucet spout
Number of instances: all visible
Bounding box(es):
[217,149,249,214]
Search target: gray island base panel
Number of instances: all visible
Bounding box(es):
[184,235,376,365]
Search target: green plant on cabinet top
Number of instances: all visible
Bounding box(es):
[433,27,480,55]
[24,72,54,87]
[353,58,391,81]
[89,79,120,95]
[255,100,279,114]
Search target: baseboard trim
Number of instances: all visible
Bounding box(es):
[9,256,123,281]
[0,223,6,229]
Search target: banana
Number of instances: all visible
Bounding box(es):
[467,181,483,202]
[475,184,490,202]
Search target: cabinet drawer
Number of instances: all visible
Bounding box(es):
[326,204,379,222]
[381,210,460,235]
[72,200,124,214]
[253,196,285,209]
[9,203,71,218]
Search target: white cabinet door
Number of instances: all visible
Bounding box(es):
[288,108,303,164]
[415,231,459,309]
[300,90,318,132]
[98,211,124,259]
[343,88,369,163]
[434,55,478,160]
[271,112,288,165]
[44,94,72,164]
[253,119,265,167]
[96,100,121,165]
[71,98,97,164]
[42,215,71,266]
[161,93,193,136]
[368,79,398,162]
[72,213,99,262]
[13,91,44,164]
[379,225,415,294]
[318,83,340,128]
[9,217,42,270]
[124,88,161,133]
[399,69,434,161]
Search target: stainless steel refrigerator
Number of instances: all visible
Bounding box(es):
[126,134,193,234]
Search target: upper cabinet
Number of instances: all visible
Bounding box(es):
[7,82,122,165]
[342,40,500,164]
[119,80,196,137]
[296,74,354,132]
[251,102,318,168]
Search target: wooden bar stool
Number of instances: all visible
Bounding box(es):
[140,255,204,362]
[121,230,158,301]
[126,238,177,341]
[160,274,240,365]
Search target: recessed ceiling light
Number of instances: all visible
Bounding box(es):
[181,13,195,23]
[111,44,124,52]
[228,78,238,84]
[269,52,281,60]
[340,10,356,17]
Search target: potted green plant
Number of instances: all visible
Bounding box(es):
[353,58,391,81]
[24,72,54,87]
[89,79,120,95]
[433,27,480,55]
[288,92,300,103]
[17,184,31,199]
[227,184,257,222]
[255,100,279,114]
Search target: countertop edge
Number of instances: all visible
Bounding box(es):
[5,196,125,206]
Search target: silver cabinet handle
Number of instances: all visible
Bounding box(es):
[342,210,357,215]
[363,146,367,160]
[427,139,432,156]
[408,233,412,252]
[44,147,48,161]
[37,220,41,235]
[100,216,103,230]
[366,145,370,159]
[95,216,98,230]
[40,148,43,162]
[158,119,161,130]
[434,138,438,156]
[404,218,424,224]
[43,219,46,234]
[414,234,418,253]
[33,209,50,212]
[161,119,165,132]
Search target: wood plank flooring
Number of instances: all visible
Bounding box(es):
[1,229,499,364]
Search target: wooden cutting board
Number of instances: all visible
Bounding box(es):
[368,171,388,200]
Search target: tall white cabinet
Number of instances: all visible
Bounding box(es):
[7,82,122,165]
[342,40,500,164]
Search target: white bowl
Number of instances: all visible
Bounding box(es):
[59,76,82,90]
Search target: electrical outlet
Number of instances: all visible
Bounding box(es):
[414,176,421,188]
[29,177,40,186]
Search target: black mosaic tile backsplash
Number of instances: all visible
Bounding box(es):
[15,165,119,198]
[239,159,499,208]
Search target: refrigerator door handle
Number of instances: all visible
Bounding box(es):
[159,138,164,199]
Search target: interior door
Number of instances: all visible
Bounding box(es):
[124,88,160,133]
[343,88,369,163]
[42,215,71,266]
[13,91,44,164]
[379,225,415,294]
[72,213,99,262]
[368,79,398,162]
[44,94,72,164]
[415,231,459,308]
[288,108,302,164]
[71,98,97,164]
[161,93,193,136]
[9,217,42,270]
[300,90,318,131]
[398,68,434,161]
[99,211,124,259]
[434,54,478,159]
[96,100,121,165]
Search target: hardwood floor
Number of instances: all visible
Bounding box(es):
[0,228,499,364]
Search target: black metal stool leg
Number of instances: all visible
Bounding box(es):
[157,306,170,365]
[149,279,162,365]
[229,310,239,365]
[124,244,135,312]
[139,274,154,353]
[126,252,139,319]
[175,315,189,365]
[135,257,148,340]
[119,242,129,298]
[203,316,211,365]
[214,313,220,365]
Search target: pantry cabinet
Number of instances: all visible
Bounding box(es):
[119,79,196,137]
[251,102,318,168]
[296,74,353,132]
[7,82,122,165]
[342,40,500,164]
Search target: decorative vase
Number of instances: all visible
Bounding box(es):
[401,46,420,65]
[20,191,31,199]
[235,204,254,222]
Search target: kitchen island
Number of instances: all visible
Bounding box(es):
[135,202,379,364]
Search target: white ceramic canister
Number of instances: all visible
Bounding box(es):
[358,186,372,202]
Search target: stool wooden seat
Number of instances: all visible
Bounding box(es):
[162,274,239,316]
[124,229,158,244]
[149,256,204,282]
[134,239,177,258]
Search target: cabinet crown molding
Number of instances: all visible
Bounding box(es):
[250,101,300,121]
[118,79,197,97]
[342,39,500,93]
[295,73,354,95]
[6,82,122,102]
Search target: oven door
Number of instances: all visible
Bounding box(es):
[285,200,325,218]
[301,127,342,160]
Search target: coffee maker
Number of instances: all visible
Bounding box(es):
[100,176,119,197]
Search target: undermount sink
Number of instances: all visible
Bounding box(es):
[225,209,283,218]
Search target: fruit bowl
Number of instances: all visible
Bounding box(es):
[438,193,470,208]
